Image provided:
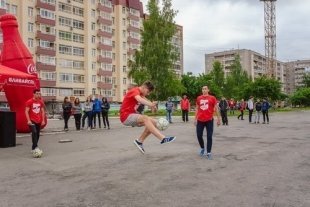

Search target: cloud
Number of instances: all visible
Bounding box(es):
[140,0,310,74]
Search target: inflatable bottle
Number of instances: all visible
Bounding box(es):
[0,14,46,132]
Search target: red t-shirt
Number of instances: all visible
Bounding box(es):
[196,95,217,122]
[25,98,45,124]
[120,87,141,123]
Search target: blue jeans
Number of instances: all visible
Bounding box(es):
[196,119,214,153]
[166,110,172,123]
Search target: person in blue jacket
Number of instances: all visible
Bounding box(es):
[92,94,102,129]
[262,98,270,124]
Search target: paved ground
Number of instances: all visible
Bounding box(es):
[0,111,309,207]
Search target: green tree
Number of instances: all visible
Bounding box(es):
[128,0,183,100]
[290,87,310,106]
[209,61,225,89]
[302,73,310,87]
[223,54,250,99]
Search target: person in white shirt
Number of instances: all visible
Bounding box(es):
[247,96,254,123]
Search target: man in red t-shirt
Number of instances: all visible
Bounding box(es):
[120,81,176,154]
[25,89,46,151]
[195,86,220,159]
[180,94,190,122]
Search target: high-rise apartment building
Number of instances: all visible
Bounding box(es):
[205,49,286,91]
[0,0,183,109]
[284,60,310,94]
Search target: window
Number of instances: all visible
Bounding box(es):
[58,3,71,13]
[73,74,84,83]
[41,88,57,96]
[91,22,95,30]
[92,49,96,57]
[40,72,56,81]
[123,54,127,62]
[100,24,112,33]
[38,55,56,65]
[59,16,72,27]
[39,40,54,49]
[0,0,5,9]
[92,75,96,83]
[92,62,96,70]
[59,31,72,41]
[112,65,115,72]
[28,23,33,32]
[73,47,84,56]
[122,18,126,26]
[59,73,73,82]
[73,6,84,17]
[100,37,112,46]
[100,11,112,21]
[130,19,139,28]
[100,0,112,8]
[122,30,126,38]
[122,7,126,14]
[73,33,84,43]
[123,78,127,84]
[123,66,127,72]
[28,38,33,48]
[73,61,84,69]
[73,89,85,96]
[72,20,84,30]
[40,25,56,35]
[101,63,112,71]
[122,42,126,50]
[91,9,96,17]
[28,7,33,17]
[92,88,96,95]
[101,50,112,58]
[59,89,72,97]
[11,5,17,15]
[40,9,55,20]
[59,45,72,55]
[41,0,56,5]
[92,35,96,43]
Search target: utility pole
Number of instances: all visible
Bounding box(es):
[260,0,277,78]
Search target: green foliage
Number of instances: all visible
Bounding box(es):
[290,87,310,106]
[128,0,183,101]
[302,73,310,87]
[209,61,224,89]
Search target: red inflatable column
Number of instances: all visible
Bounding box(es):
[0,14,45,132]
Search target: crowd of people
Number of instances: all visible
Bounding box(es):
[25,81,272,160]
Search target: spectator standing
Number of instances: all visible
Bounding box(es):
[82,96,93,130]
[165,97,174,123]
[228,98,236,115]
[72,98,82,130]
[219,96,229,125]
[237,99,246,120]
[62,96,72,131]
[247,96,254,123]
[180,94,190,122]
[101,97,110,129]
[92,94,102,129]
[254,99,262,124]
[262,98,270,124]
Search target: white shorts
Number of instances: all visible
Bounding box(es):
[123,114,142,127]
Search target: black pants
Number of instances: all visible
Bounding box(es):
[220,110,228,125]
[196,119,214,153]
[238,110,244,120]
[29,122,41,150]
[93,112,101,128]
[82,111,93,128]
[63,112,71,129]
[262,110,269,123]
[182,109,189,122]
[73,114,82,130]
[101,111,110,128]
[248,109,253,122]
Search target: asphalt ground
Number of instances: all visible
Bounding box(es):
[0,111,309,207]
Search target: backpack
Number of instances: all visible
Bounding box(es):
[256,102,262,111]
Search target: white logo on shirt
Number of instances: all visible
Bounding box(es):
[200,99,209,110]
[32,103,41,114]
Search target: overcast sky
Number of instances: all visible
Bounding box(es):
[140,0,310,74]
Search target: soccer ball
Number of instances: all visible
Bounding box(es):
[33,148,43,158]
[156,118,169,131]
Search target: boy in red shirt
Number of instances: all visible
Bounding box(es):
[120,81,176,154]
[180,94,190,122]
[25,89,46,152]
[195,86,220,159]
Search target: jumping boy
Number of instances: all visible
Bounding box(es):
[120,81,176,154]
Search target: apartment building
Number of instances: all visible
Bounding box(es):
[284,59,310,94]
[205,49,286,91]
[0,0,183,109]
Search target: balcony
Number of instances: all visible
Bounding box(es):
[36,46,56,56]
[97,43,112,51]
[36,0,56,11]
[127,37,140,45]
[97,16,112,26]
[127,25,140,33]
[36,62,56,71]
[36,31,56,42]
[97,29,112,38]
[97,3,112,13]
[97,69,112,76]
[128,13,140,21]
[98,55,112,64]
[127,48,136,55]
[40,80,56,87]
[36,15,56,26]
[97,81,112,90]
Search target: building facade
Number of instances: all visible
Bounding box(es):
[284,60,310,94]
[0,0,183,108]
[205,49,286,91]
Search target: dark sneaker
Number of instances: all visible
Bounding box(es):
[160,136,176,144]
[207,153,213,160]
[199,148,205,157]
[134,139,145,154]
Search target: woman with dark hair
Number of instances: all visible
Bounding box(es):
[72,97,82,130]
[101,97,110,129]
[62,96,72,131]
[82,96,93,130]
